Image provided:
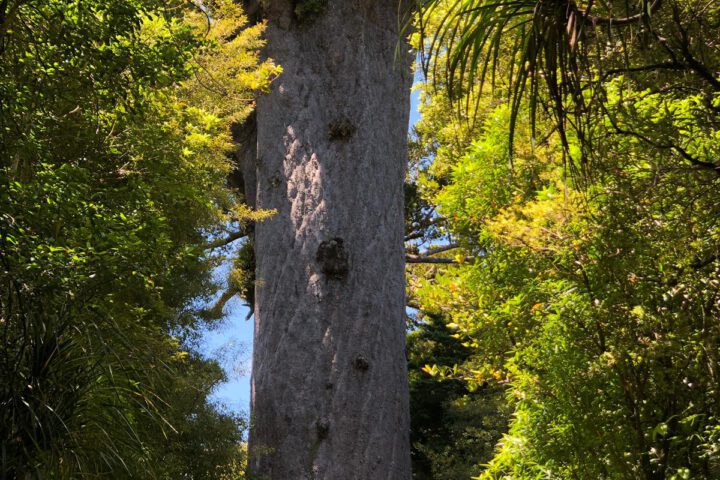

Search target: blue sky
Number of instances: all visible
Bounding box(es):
[198,297,254,414]
[198,78,423,415]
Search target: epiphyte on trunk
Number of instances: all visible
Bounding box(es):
[353,355,370,371]
[316,237,349,279]
[316,418,330,439]
[327,117,356,141]
[295,0,327,22]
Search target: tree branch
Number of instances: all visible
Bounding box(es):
[586,0,663,27]
[405,301,437,321]
[671,144,720,175]
[404,216,447,242]
[0,0,27,53]
[671,3,720,91]
[406,243,473,264]
[205,228,249,250]
[601,62,685,80]
[604,106,720,176]
[406,254,472,264]
[406,255,456,264]
[422,243,459,256]
[406,300,421,310]
[691,254,719,270]
[201,288,238,319]
[404,231,425,242]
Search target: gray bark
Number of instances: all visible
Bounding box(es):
[247,1,413,479]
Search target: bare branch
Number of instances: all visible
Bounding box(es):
[404,216,448,242]
[404,231,425,242]
[405,242,472,264]
[202,288,238,319]
[422,243,459,256]
[406,254,472,264]
[205,228,249,250]
[586,0,663,27]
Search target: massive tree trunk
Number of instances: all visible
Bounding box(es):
[247,1,413,478]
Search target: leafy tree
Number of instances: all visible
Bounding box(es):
[406,1,720,478]
[0,0,274,477]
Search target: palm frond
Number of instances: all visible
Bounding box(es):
[416,0,662,166]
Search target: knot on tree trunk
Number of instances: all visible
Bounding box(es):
[316,417,330,439]
[327,117,356,141]
[353,355,370,371]
[316,237,349,279]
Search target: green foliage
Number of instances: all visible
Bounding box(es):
[408,1,720,477]
[231,240,257,311]
[143,353,249,479]
[0,0,274,477]
[408,314,509,479]
[416,0,720,165]
[413,98,720,476]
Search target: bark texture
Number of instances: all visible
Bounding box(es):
[248,1,413,479]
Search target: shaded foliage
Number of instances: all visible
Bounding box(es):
[408,313,509,479]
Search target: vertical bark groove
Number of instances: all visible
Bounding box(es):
[248,1,412,478]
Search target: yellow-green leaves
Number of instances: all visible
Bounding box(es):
[182,0,281,125]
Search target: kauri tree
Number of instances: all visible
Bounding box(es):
[237,1,415,478]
